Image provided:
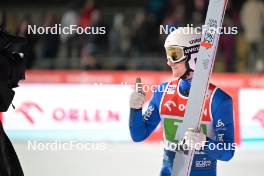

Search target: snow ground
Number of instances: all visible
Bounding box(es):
[13,141,264,176]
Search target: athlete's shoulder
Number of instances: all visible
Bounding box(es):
[210,86,234,122]
[211,86,233,117]
[214,87,232,102]
[155,82,169,93]
[149,82,168,107]
[209,83,232,100]
[151,82,168,99]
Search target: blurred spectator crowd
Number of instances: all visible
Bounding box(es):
[0,0,264,73]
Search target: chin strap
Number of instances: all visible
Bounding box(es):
[179,55,194,80]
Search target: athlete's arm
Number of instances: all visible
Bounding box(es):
[203,89,235,161]
[129,83,166,142]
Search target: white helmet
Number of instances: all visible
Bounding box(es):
[164,27,201,78]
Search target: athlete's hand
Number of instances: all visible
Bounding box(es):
[181,128,207,150]
[129,77,146,109]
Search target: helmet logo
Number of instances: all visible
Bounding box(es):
[189,38,201,45]
[184,45,200,55]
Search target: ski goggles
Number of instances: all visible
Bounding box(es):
[165,45,200,63]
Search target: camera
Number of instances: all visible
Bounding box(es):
[0,28,27,111]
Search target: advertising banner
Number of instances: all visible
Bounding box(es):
[3,84,133,141]
[239,89,264,143]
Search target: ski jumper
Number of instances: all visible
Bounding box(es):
[129,79,235,176]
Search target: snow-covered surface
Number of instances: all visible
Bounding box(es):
[13,142,263,176]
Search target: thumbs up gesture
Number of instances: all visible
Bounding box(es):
[129,77,146,109]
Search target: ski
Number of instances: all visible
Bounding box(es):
[171,0,229,176]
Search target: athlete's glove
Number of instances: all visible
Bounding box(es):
[129,77,146,109]
[181,128,207,151]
